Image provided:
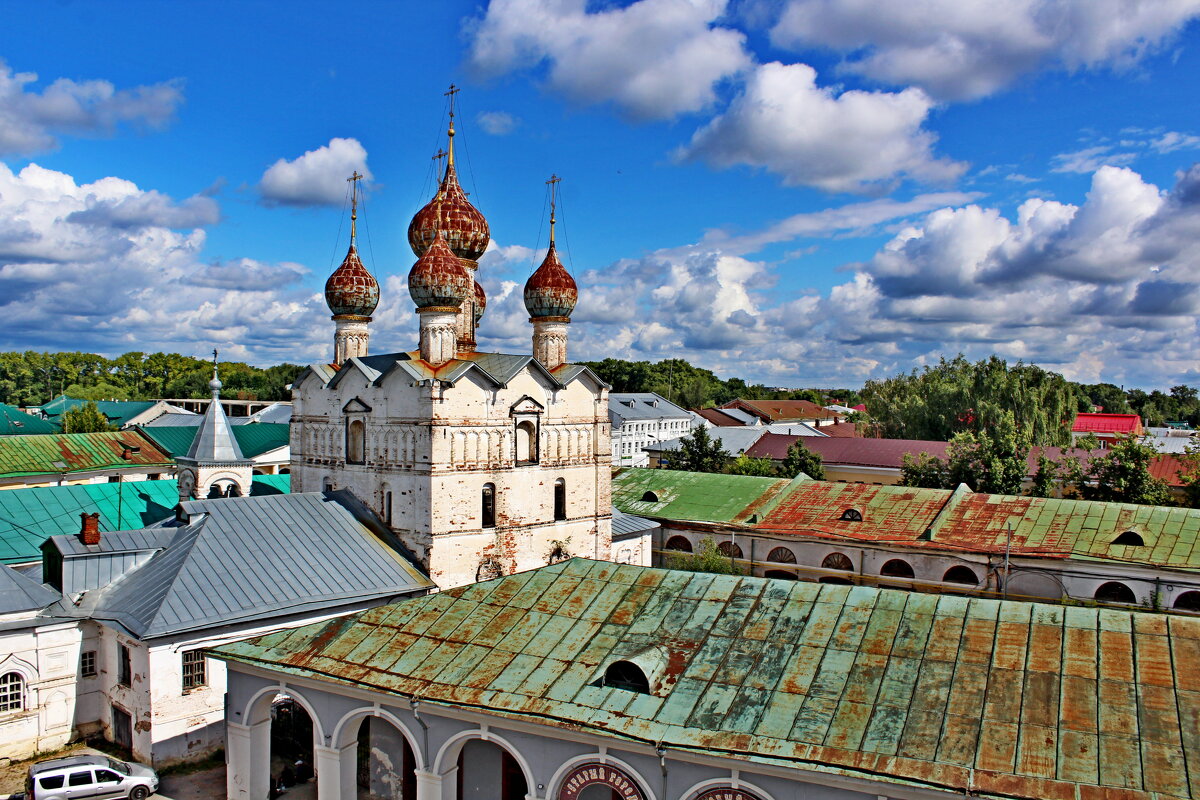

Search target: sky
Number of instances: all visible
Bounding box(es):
[2,0,1200,389]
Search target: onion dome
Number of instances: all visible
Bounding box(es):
[408,231,471,309]
[324,244,380,317]
[473,280,487,324]
[408,111,489,260]
[523,241,577,319]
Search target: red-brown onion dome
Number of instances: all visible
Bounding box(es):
[473,280,487,324]
[408,231,471,309]
[324,244,379,317]
[523,243,577,319]
[408,164,490,261]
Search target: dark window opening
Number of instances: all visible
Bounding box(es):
[182,650,206,691]
[554,479,566,521]
[1095,581,1136,604]
[482,484,496,528]
[820,576,854,585]
[717,541,743,559]
[602,660,650,693]
[664,536,692,552]
[80,650,96,678]
[943,566,978,585]
[881,559,915,578]
[764,570,798,580]
[1174,591,1200,611]
[117,644,131,688]
[1113,530,1144,546]
[384,491,393,526]
[840,508,863,521]
[641,491,659,502]
[347,419,365,464]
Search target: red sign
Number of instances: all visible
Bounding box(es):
[693,789,763,800]
[558,763,645,800]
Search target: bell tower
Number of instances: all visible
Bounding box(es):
[177,351,254,501]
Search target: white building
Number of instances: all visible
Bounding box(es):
[609,392,692,467]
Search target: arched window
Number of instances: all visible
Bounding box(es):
[206,483,223,499]
[0,672,24,713]
[1113,530,1144,546]
[764,570,798,580]
[1174,591,1200,611]
[641,491,659,502]
[515,420,537,464]
[943,566,978,585]
[482,484,496,528]
[347,419,365,464]
[554,479,566,521]
[602,661,650,693]
[322,477,334,492]
[384,490,393,526]
[881,559,915,578]
[767,547,797,563]
[821,552,854,571]
[1095,582,1136,604]
[840,508,863,521]
[665,536,692,552]
[477,559,503,581]
[717,541,743,559]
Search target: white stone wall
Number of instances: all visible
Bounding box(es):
[0,614,81,761]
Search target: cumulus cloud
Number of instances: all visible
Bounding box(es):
[476,111,519,135]
[468,0,752,120]
[259,138,371,207]
[0,59,183,155]
[187,259,308,291]
[677,61,966,193]
[770,0,1200,101]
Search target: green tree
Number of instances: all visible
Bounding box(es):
[1177,440,1200,508]
[664,537,744,575]
[60,400,115,433]
[725,454,776,476]
[900,451,950,489]
[1082,436,1171,506]
[665,426,730,473]
[943,411,1030,494]
[779,439,825,479]
[1028,453,1061,498]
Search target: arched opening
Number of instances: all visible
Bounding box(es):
[943,566,978,585]
[515,420,537,464]
[455,740,528,800]
[764,570,798,580]
[280,467,291,475]
[384,490,393,526]
[225,483,242,498]
[554,479,566,521]
[767,547,796,563]
[641,491,659,502]
[717,541,743,559]
[880,559,915,578]
[821,552,854,572]
[601,661,650,693]
[664,536,692,552]
[351,715,417,800]
[1174,591,1200,611]
[1113,530,1144,546]
[482,484,496,529]
[347,419,365,464]
[1095,582,1136,604]
[207,483,224,499]
[269,695,314,794]
[322,477,334,492]
[0,671,25,713]
[840,508,863,521]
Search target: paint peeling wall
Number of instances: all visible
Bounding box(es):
[0,613,81,760]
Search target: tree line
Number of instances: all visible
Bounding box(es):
[0,351,303,407]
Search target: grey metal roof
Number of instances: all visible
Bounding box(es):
[308,350,606,392]
[649,427,767,456]
[141,412,204,427]
[183,391,247,463]
[49,527,175,557]
[609,393,691,424]
[611,508,658,540]
[231,402,292,425]
[89,491,432,638]
[0,563,59,614]
[716,407,760,425]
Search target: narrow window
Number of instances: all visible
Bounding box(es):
[482,483,496,528]
[554,479,566,521]
[346,419,365,464]
[80,651,97,678]
[117,644,131,687]
[515,420,538,464]
[0,672,23,712]
[182,650,206,691]
[385,491,394,526]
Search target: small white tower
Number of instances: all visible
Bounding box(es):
[176,350,254,501]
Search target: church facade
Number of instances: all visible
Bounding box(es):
[291,103,613,589]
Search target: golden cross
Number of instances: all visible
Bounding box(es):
[347,171,363,239]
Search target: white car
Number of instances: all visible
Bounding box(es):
[26,754,159,800]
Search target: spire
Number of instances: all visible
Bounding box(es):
[444,83,459,173]
[209,348,221,400]
[187,350,246,463]
[348,170,363,244]
[547,173,560,248]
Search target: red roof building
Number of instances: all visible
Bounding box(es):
[1072,412,1143,443]
[721,398,841,425]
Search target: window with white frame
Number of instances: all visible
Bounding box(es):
[0,672,24,712]
[80,650,97,677]
[182,650,206,691]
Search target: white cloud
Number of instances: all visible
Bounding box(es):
[677,61,966,193]
[1051,145,1138,174]
[476,111,519,135]
[0,59,183,155]
[770,0,1200,101]
[1152,130,1200,153]
[259,138,371,207]
[468,0,752,120]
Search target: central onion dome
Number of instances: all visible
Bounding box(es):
[324,244,380,317]
[408,117,489,260]
[473,280,487,324]
[409,231,472,309]
[523,240,577,319]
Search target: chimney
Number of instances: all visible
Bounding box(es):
[79,512,101,546]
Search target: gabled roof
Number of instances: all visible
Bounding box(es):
[692,408,750,427]
[213,559,1200,800]
[722,398,840,422]
[649,427,767,457]
[182,389,246,463]
[0,430,173,479]
[139,423,289,459]
[610,508,658,540]
[36,396,157,428]
[139,412,203,427]
[0,474,289,565]
[89,491,431,638]
[307,350,608,393]
[613,468,791,524]
[0,563,59,614]
[746,434,950,464]
[0,403,57,436]
[609,393,691,424]
[1072,412,1143,434]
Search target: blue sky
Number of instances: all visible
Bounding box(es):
[3,0,1200,389]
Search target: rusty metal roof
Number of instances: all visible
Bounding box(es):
[0,430,173,479]
[613,469,790,524]
[213,559,1200,800]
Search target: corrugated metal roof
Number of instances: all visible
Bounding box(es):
[0,430,173,479]
[0,404,57,436]
[612,469,790,524]
[723,399,840,422]
[213,559,1200,800]
[138,423,289,459]
[1072,413,1142,434]
[0,474,290,565]
[91,490,431,638]
[0,563,59,613]
[609,394,691,424]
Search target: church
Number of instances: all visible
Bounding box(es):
[290,99,618,588]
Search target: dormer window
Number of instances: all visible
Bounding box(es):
[840,508,863,521]
[641,491,659,502]
[1113,530,1144,546]
[601,660,650,693]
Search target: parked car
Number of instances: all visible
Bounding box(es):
[26,754,158,800]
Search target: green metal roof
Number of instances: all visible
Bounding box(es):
[214,559,1200,800]
[0,430,174,479]
[37,396,156,427]
[612,468,791,524]
[138,423,290,459]
[0,403,57,436]
[0,474,290,564]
